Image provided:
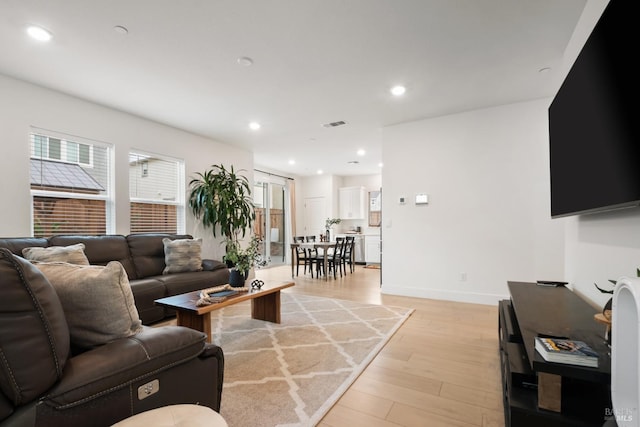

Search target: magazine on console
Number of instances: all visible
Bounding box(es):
[534,336,599,368]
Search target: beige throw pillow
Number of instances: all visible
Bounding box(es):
[162,237,203,274]
[22,243,90,265]
[34,261,143,348]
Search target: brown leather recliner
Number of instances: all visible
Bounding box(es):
[0,249,224,427]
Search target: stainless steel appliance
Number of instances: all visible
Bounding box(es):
[353,235,365,264]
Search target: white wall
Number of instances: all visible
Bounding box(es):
[340,174,381,194]
[0,74,252,261]
[380,0,624,308]
[380,99,565,305]
[297,174,339,236]
[566,210,640,307]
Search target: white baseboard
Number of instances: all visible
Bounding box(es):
[381,284,508,306]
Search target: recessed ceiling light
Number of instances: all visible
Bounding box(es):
[237,56,254,66]
[288,159,295,165]
[390,85,406,96]
[114,25,129,35]
[378,162,384,168]
[27,25,52,42]
[249,122,261,130]
[357,149,366,156]
[317,169,323,175]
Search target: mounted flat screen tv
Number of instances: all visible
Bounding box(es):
[548,0,639,218]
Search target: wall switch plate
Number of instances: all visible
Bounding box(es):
[415,194,429,205]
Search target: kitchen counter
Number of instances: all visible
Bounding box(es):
[334,233,381,264]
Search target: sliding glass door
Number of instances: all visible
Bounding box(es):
[253,179,286,266]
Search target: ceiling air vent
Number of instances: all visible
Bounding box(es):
[322,120,347,128]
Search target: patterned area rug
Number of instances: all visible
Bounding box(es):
[213,294,413,427]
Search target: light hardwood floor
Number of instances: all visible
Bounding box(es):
[255,264,505,427]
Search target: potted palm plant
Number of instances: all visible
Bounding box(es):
[188,164,256,282]
[188,164,254,244]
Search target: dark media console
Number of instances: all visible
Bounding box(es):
[499,282,611,426]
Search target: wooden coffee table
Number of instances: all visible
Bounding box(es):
[154,281,295,343]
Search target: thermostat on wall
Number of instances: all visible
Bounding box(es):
[415,194,429,205]
[399,196,406,205]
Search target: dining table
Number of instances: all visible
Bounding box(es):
[290,241,335,281]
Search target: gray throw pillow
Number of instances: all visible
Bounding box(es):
[34,261,143,348]
[162,237,203,274]
[22,243,90,265]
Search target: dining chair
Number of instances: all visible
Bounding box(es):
[342,236,355,274]
[293,236,309,276]
[306,235,324,267]
[300,235,322,278]
[317,237,345,279]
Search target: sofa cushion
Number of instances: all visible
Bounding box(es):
[0,237,48,256]
[129,278,167,325]
[49,235,138,280]
[0,248,70,405]
[162,238,203,274]
[154,269,231,296]
[34,261,143,349]
[127,234,194,278]
[22,243,90,265]
[43,326,206,410]
[202,259,228,272]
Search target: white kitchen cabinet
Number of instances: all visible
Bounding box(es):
[364,235,380,264]
[339,186,366,219]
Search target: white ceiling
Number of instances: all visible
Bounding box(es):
[0,0,586,177]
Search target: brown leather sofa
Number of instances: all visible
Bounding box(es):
[0,248,224,427]
[0,234,230,325]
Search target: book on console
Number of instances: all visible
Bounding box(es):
[534,337,599,368]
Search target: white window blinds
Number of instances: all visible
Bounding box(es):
[129,151,184,234]
[30,131,112,237]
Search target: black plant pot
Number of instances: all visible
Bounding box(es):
[229,269,247,287]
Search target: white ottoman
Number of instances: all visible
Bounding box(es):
[112,404,228,427]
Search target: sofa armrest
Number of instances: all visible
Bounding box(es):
[201,343,224,410]
[44,326,207,409]
[201,259,227,271]
[0,402,36,427]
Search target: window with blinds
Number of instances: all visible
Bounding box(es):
[30,131,113,237]
[129,151,184,234]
